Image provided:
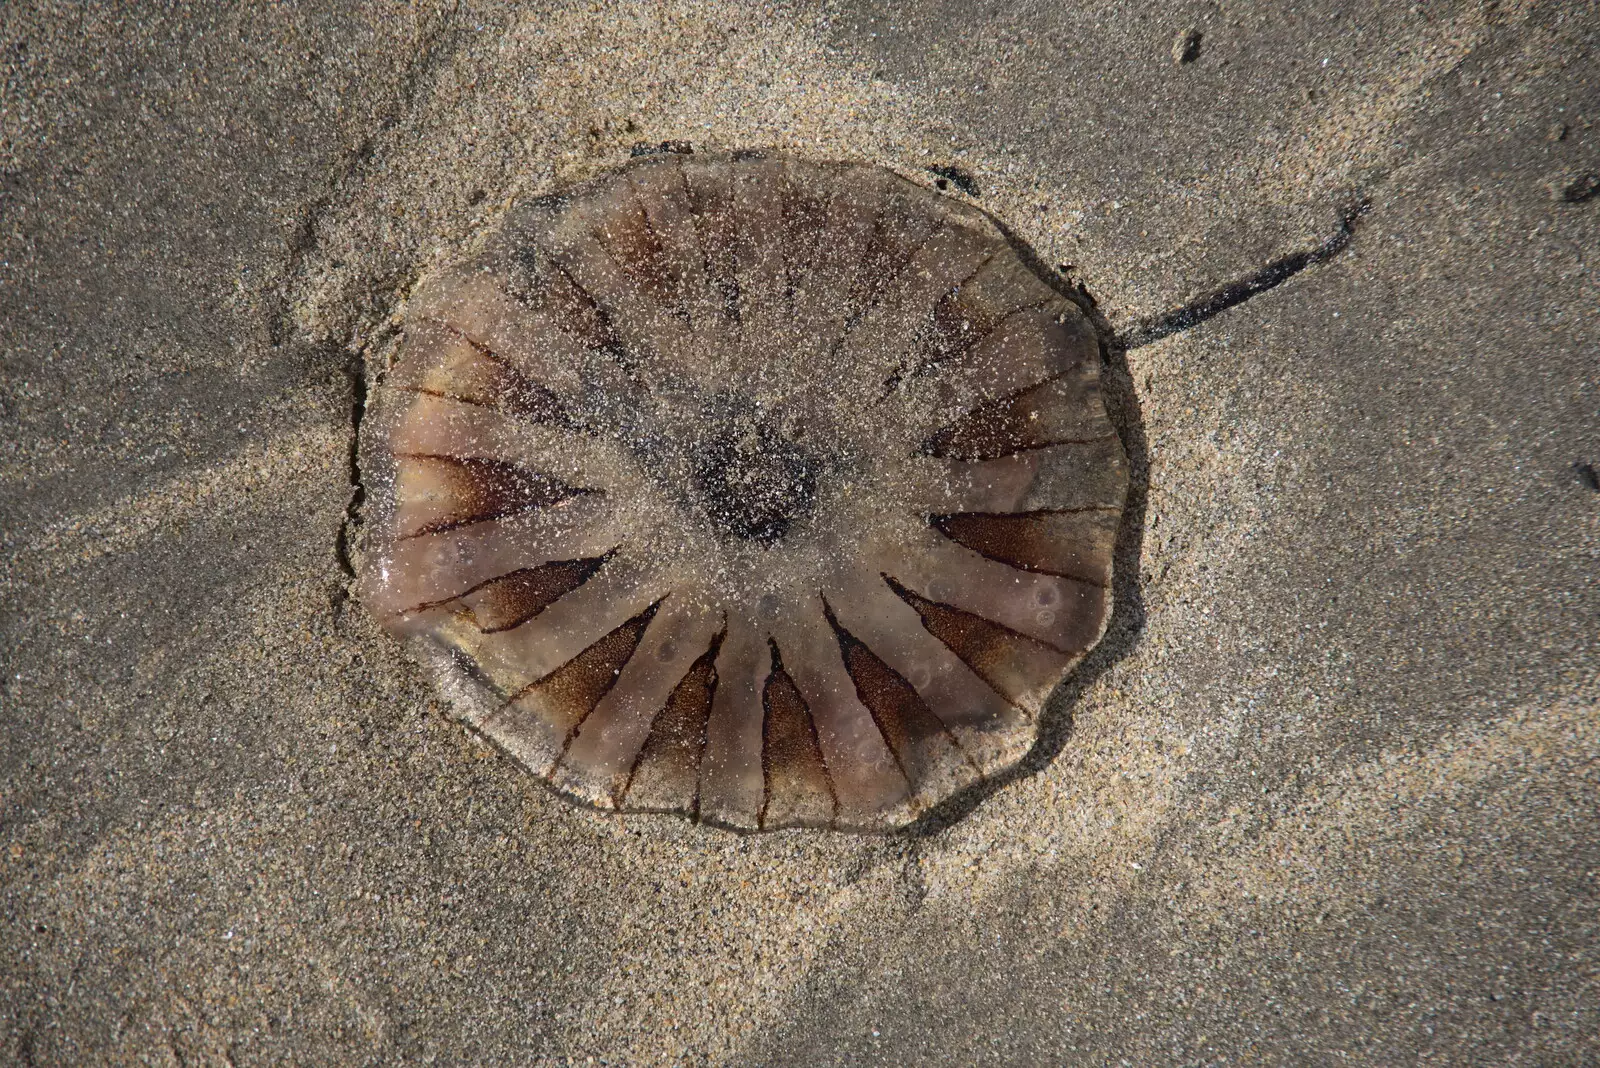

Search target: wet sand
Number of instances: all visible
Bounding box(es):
[3,1,1597,1063]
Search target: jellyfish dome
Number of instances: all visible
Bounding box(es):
[358,150,1128,831]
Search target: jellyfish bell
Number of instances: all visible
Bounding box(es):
[356,150,1128,832]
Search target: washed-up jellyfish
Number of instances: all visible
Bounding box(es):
[357,150,1129,831]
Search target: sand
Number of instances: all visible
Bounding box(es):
[2,0,1597,1063]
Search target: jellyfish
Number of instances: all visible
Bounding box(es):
[356,150,1128,831]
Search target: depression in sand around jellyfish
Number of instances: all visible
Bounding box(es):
[357,150,1129,832]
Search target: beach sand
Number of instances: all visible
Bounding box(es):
[2,1,1597,1062]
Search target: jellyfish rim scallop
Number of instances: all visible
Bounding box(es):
[356,149,1129,832]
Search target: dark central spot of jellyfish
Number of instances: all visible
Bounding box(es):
[689,394,818,545]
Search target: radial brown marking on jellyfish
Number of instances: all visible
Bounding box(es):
[541,257,649,371]
[884,575,1074,717]
[922,363,1117,462]
[445,554,613,633]
[807,186,943,374]
[784,163,884,349]
[618,629,725,816]
[626,162,710,321]
[390,318,569,424]
[885,524,1104,652]
[696,617,769,830]
[359,151,1128,832]
[888,253,1001,381]
[392,455,594,538]
[678,157,742,327]
[775,171,831,314]
[759,641,838,830]
[821,575,1025,775]
[895,307,1105,441]
[489,601,659,773]
[496,225,648,387]
[832,213,947,361]
[931,510,1119,588]
[543,190,704,378]
[363,494,623,628]
[602,189,679,312]
[767,595,912,826]
[921,255,1063,361]
[555,600,724,806]
[727,158,795,347]
[822,600,982,808]
[511,254,619,352]
[910,438,1130,518]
